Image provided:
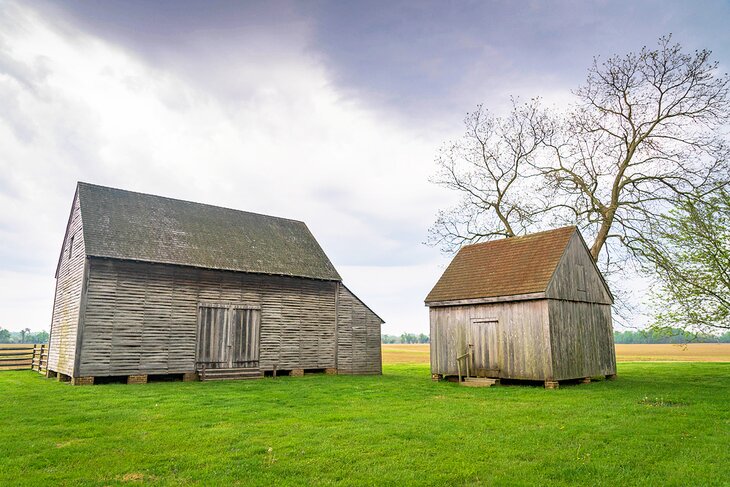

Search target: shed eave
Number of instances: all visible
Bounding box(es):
[425,292,547,308]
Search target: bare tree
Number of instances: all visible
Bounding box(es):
[431,36,730,276]
[428,99,552,250]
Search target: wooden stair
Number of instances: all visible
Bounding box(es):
[199,367,262,381]
[460,377,500,387]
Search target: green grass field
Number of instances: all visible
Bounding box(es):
[1,363,729,486]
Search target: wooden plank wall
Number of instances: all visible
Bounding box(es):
[429,300,552,380]
[48,193,86,376]
[79,258,365,376]
[548,300,616,380]
[547,233,612,304]
[336,286,382,375]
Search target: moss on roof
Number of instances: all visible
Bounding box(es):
[77,182,341,281]
[425,226,577,303]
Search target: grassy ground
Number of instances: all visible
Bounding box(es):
[382,343,730,364]
[1,361,729,486]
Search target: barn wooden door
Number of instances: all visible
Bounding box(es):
[230,307,260,368]
[197,306,230,369]
[469,318,499,377]
[197,304,261,369]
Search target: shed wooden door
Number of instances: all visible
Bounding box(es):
[197,305,260,369]
[469,319,499,377]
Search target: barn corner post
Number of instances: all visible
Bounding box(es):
[71,257,91,385]
[333,281,340,374]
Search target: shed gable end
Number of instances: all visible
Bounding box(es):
[546,232,612,304]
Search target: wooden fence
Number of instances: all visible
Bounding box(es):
[0,344,48,373]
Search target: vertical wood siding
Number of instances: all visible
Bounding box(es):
[430,300,552,380]
[336,286,382,375]
[547,233,612,304]
[48,193,86,376]
[78,259,381,376]
[548,300,616,380]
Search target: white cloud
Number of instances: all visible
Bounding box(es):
[0,2,456,332]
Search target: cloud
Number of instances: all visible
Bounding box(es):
[0,2,453,332]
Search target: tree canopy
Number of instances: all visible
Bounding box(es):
[429,35,730,330]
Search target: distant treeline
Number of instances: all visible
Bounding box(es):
[382,333,430,344]
[0,328,49,344]
[614,329,730,344]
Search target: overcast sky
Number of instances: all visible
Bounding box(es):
[1,0,728,334]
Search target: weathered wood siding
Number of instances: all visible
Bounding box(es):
[430,300,552,380]
[336,286,382,375]
[548,300,616,380]
[48,192,86,376]
[547,232,612,304]
[77,259,381,376]
[79,259,337,375]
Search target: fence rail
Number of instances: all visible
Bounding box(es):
[0,344,48,373]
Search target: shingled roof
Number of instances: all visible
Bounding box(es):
[75,182,341,281]
[425,226,577,304]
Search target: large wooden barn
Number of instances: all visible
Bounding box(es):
[48,182,383,385]
[426,226,616,388]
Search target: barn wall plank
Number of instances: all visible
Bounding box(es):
[336,286,382,375]
[79,258,348,376]
[48,192,86,376]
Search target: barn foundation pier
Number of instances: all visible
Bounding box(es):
[127,375,148,385]
[72,376,94,386]
[544,380,560,390]
[56,372,71,383]
[580,377,591,384]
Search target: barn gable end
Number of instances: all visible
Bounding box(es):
[48,189,88,377]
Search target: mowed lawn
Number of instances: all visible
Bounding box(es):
[0,358,728,485]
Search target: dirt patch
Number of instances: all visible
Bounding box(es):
[119,473,156,482]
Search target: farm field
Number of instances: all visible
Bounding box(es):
[1,360,729,485]
[382,343,730,364]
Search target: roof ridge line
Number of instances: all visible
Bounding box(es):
[462,225,576,248]
[77,181,307,225]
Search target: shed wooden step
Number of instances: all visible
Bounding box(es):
[199,368,262,381]
[461,378,500,387]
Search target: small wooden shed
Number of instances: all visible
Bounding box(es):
[48,182,383,385]
[425,226,616,388]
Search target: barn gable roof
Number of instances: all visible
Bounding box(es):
[75,182,341,281]
[425,226,593,305]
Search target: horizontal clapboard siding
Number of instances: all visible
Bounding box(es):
[48,192,86,377]
[78,258,382,376]
[336,286,382,375]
